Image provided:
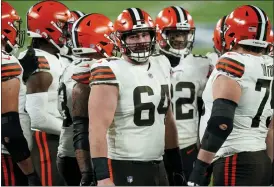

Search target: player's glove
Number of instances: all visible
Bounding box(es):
[27,171,42,186]
[187,159,210,186]
[80,171,97,186]
[18,46,39,83]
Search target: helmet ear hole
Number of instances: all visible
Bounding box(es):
[245,11,249,16]
[228,32,235,37]
[46,28,55,32]
[87,21,91,26]
[4,29,11,34]
[37,6,42,12]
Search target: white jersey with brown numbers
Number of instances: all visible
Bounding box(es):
[200,52,273,160]
[1,51,32,153]
[170,54,211,149]
[18,49,71,133]
[89,55,172,161]
[57,57,95,157]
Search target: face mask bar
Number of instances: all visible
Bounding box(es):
[13,19,25,48]
[119,28,156,64]
[159,27,195,57]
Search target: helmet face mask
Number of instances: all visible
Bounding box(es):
[159,28,195,57]
[155,6,195,58]
[114,8,156,64]
[119,29,156,63]
[2,2,25,54]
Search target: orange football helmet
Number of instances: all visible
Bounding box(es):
[213,15,227,56]
[27,0,71,54]
[113,8,155,63]
[155,6,195,57]
[224,5,271,50]
[66,10,86,49]
[1,1,25,54]
[71,13,115,57]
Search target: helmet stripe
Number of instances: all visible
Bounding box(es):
[171,6,181,23]
[248,5,267,41]
[178,6,188,22]
[127,8,144,26]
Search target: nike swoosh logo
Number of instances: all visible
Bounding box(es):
[187,147,196,155]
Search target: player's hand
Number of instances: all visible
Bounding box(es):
[80,172,97,186]
[27,171,42,186]
[187,160,209,186]
[97,178,115,186]
[18,46,39,83]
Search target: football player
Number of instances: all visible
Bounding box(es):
[56,9,85,186]
[88,8,186,186]
[58,13,115,186]
[188,5,273,186]
[155,6,212,181]
[206,15,228,65]
[18,1,72,185]
[1,2,41,186]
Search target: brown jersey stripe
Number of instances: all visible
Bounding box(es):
[221,57,245,69]
[90,66,112,74]
[37,56,48,63]
[1,63,20,68]
[38,64,50,70]
[216,64,243,78]
[2,68,22,73]
[2,70,22,77]
[217,61,244,73]
[216,57,245,78]
[1,64,21,71]
[72,72,90,84]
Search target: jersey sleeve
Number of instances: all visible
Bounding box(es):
[1,52,22,81]
[34,56,50,73]
[213,52,245,86]
[89,62,119,87]
[71,65,91,85]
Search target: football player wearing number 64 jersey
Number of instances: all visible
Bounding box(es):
[88,8,186,186]
[188,5,273,186]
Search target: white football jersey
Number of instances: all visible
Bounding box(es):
[171,54,212,149]
[89,55,172,161]
[18,49,71,133]
[200,52,273,160]
[206,52,219,66]
[57,57,94,157]
[1,51,32,153]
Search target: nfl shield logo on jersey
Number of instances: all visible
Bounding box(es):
[127,176,133,183]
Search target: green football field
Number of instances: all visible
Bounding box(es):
[7,1,274,55]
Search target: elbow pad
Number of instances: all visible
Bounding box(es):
[26,92,62,135]
[73,116,90,151]
[201,98,237,153]
[1,112,30,162]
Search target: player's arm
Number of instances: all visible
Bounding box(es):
[71,82,96,186]
[89,84,118,183]
[164,105,187,185]
[266,118,273,162]
[88,64,118,184]
[188,56,243,186]
[24,55,61,135]
[2,73,41,185]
